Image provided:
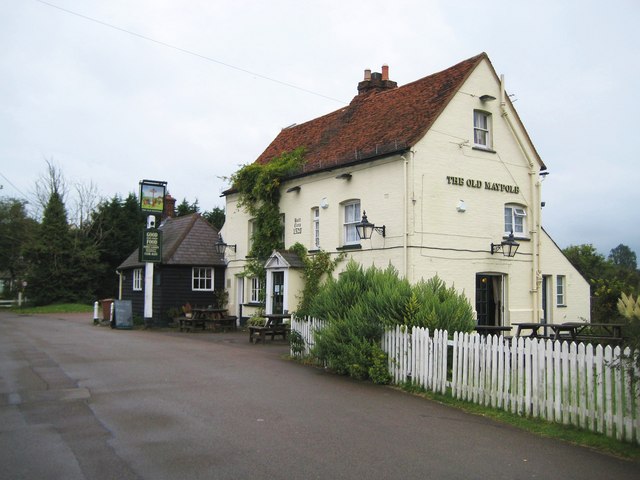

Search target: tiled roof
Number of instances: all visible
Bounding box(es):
[255,53,488,174]
[277,250,305,269]
[117,213,225,270]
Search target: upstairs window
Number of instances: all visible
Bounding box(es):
[343,200,361,245]
[504,204,527,237]
[192,267,214,291]
[248,219,256,253]
[312,207,320,249]
[473,110,492,149]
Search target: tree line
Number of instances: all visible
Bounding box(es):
[0,163,224,305]
[563,243,639,323]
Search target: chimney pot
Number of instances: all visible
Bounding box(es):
[364,69,371,81]
[381,64,389,81]
[163,194,176,219]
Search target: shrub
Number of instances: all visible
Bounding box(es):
[617,293,640,376]
[309,260,474,382]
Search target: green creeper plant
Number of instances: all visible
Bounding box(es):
[617,292,640,377]
[226,148,305,282]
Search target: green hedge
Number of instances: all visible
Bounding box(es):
[309,260,474,383]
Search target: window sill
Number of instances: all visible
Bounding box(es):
[336,244,362,251]
[557,304,567,308]
[504,235,530,242]
[308,249,320,254]
[473,146,496,154]
[244,302,265,307]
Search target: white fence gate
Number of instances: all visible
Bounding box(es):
[291,318,639,444]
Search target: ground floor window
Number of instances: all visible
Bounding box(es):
[192,267,214,291]
[249,276,263,303]
[133,268,143,291]
[556,275,566,306]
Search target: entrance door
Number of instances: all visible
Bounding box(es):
[476,274,503,326]
[271,271,285,314]
[236,276,244,327]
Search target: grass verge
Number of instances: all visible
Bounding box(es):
[11,303,94,314]
[398,382,640,461]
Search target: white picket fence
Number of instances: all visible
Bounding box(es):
[291,317,639,444]
[290,316,326,358]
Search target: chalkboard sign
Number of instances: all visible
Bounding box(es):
[113,300,133,329]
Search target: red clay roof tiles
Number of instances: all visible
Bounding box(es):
[255,53,488,175]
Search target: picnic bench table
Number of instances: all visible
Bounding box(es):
[512,322,625,345]
[179,308,237,332]
[512,322,548,338]
[474,325,512,337]
[550,322,624,344]
[249,313,291,344]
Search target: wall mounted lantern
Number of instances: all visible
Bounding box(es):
[355,211,386,240]
[215,236,236,255]
[491,231,519,257]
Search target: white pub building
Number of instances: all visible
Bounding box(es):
[219,53,590,331]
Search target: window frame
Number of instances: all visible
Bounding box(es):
[248,218,256,253]
[556,275,566,307]
[192,267,214,291]
[342,200,361,246]
[312,207,320,249]
[133,268,143,291]
[249,276,263,304]
[504,204,527,237]
[473,110,492,149]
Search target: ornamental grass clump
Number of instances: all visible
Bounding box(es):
[309,260,474,383]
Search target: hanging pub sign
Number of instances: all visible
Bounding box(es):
[139,228,163,263]
[139,179,167,214]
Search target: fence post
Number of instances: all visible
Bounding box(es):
[93,301,99,325]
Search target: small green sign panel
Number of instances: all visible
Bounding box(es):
[140,228,162,263]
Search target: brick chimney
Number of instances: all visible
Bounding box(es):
[358,64,397,95]
[163,194,176,219]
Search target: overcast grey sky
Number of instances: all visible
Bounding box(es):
[1,0,639,257]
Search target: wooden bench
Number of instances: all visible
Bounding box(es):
[205,316,238,332]
[575,335,623,346]
[177,316,206,332]
[249,319,289,344]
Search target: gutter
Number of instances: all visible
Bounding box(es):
[500,74,541,322]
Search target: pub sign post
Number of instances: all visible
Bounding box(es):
[139,180,167,326]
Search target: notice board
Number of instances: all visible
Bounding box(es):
[113,300,133,329]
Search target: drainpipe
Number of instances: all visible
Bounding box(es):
[117,270,123,300]
[500,75,540,322]
[401,153,410,279]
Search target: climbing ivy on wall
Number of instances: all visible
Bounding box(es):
[228,147,306,279]
[288,242,345,316]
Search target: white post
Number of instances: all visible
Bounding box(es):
[93,301,99,325]
[143,215,155,327]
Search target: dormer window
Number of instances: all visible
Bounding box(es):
[473,110,492,149]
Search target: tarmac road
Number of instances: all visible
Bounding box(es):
[0,311,638,480]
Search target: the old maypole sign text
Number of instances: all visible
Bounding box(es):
[446,176,520,194]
